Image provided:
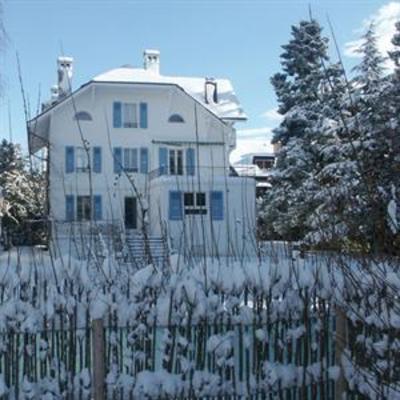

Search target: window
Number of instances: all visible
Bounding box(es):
[123,103,138,128]
[159,147,195,176]
[66,195,102,221]
[184,192,207,215]
[169,149,183,175]
[74,111,92,121]
[197,193,206,207]
[168,114,185,123]
[114,147,148,174]
[123,148,138,172]
[184,193,194,206]
[76,147,89,172]
[65,146,102,173]
[77,196,91,221]
[254,157,275,170]
[113,102,148,128]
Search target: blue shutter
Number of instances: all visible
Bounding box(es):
[140,102,148,129]
[186,148,195,176]
[210,191,224,221]
[65,146,75,173]
[169,191,183,220]
[94,195,102,220]
[159,147,168,175]
[113,147,122,173]
[65,195,75,221]
[140,147,149,173]
[113,102,122,128]
[93,147,102,173]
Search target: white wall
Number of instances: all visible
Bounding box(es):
[149,176,257,257]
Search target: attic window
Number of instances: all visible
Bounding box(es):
[74,111,93,121]
[168,114,185,123]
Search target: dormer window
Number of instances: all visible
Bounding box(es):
[74,111,92,121]
[168,114,185,123]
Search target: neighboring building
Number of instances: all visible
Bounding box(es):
[27,51,256,257]
[233,152,276,196]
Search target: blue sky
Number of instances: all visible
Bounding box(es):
[0,0,398,159]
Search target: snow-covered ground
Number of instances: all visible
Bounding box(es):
[0,244,398,398]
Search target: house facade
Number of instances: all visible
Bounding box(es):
[28,50,256,257]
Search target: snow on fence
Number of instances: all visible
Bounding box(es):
[0,247,398,398]
[0,319,337,399]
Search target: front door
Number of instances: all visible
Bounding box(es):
[124,197,137,229]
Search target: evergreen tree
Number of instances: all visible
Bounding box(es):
[304,25,385,250]
[0,139,45,247]
[349,24,393,252]
[306,24,398,253]
[385,21,400,251]
[262,19,335,240]
[0,139,24,181]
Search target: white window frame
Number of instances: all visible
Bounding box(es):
[169,148,183,176]
[123,148,139,172]
[76,147,90,172]
[123,103,138,128]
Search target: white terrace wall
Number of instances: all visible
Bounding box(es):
[149,176,257,257]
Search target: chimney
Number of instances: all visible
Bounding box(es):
[143,49,160,74]
[204,78,218,104]
[50,85,59,103]
[41,84,60,111]
[57,56,74,97]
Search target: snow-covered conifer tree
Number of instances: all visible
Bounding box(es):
[305,23,400,254]
[0,140,45,247]
[385,21,400,252]
[261,19,336,241]
[345,24,397,253]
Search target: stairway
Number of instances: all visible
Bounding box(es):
[125,230,168,266]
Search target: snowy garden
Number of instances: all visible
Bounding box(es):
[0,244,397,398]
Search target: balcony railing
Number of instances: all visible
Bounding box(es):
[148,166,248,182]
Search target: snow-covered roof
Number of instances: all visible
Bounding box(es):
[233,164,272,178]
[256,181,272,188]
[239,152,275,159]
[28,51,247,154]
[93,66,247,121]
[232,151,276,166]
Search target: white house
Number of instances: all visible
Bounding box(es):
[28,50,256,257]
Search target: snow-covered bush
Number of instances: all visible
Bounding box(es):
[0,245,398,398]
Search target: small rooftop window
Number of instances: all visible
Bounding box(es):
[168,114,185,123]
[74,111,93,121]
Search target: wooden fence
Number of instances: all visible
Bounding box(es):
[0,316,344,399]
